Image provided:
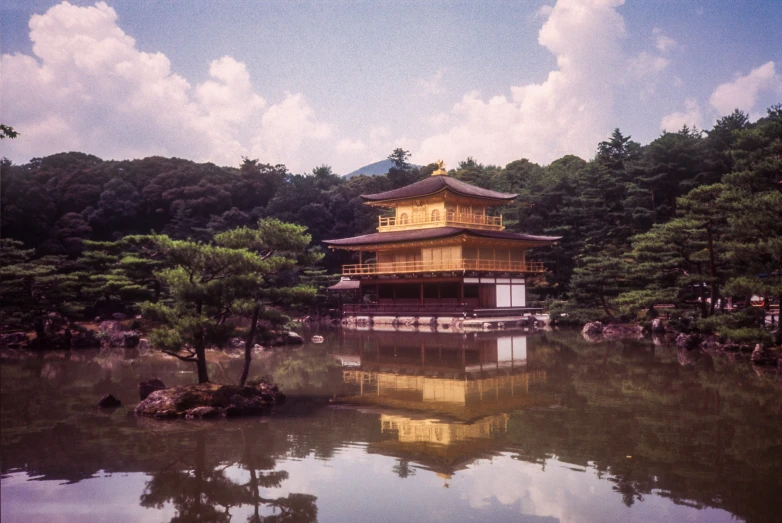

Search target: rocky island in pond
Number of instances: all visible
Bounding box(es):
[134,381,285,419]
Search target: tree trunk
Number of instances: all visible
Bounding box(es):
[195,339,209,383]
[600,282,614,319]
[696,264,707,317]
[706,223,717,317]
[775,292,782,346]
[195,301,209,383]
[239,304,260,387]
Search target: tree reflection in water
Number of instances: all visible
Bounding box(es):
[391,458,416,478]
[139,430,317,523]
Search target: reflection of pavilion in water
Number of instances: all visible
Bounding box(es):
[335,330,554,476]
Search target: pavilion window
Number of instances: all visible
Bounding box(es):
[399,212,409,224]
[431,209,440,222]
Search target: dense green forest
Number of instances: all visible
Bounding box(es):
[1,105,780,345]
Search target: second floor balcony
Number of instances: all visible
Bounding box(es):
[342,259,544,276]
[378,211,503,232]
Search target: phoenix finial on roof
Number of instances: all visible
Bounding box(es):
[432,159,447,176]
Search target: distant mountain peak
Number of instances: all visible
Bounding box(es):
[344,159,421,178]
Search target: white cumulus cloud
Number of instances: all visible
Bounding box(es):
[0,1,332,171]
[660,97,703,131]
[414,0,631,168]
[708,61,779,115]
[417,68,446,96]
[652,28,677,53]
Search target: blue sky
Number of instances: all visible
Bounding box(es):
[1,0,780,173]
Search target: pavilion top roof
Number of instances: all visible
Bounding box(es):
[360,175,517,203]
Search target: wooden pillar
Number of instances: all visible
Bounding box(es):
[420,282,424,305]
[460,280,464,305]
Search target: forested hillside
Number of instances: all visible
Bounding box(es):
[2,106,780,342]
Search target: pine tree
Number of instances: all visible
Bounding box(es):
[0,239,83,340]
[212,218,315,385]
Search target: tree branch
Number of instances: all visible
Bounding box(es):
[162,349,198,362]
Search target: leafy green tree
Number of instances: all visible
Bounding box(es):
[143,234,282,383]
[0,239,83,340]
[76,239,163,314]
[0,124,19,139]
[387,148,422,188]
[618,218,705,319]
[555,253,628,322]
[596,128,641,175]
[717,105,782,343]
[213,219,315,386]
[387,148,411,170]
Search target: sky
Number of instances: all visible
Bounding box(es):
[1,0,780,174]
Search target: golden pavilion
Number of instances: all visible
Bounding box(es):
[325,161,560,318]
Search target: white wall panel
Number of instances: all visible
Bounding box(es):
[496,284,511,307]
[511,284,526,307]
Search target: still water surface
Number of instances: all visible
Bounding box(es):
[2,328,781,522]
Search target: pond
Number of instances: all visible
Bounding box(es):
[1,328,781,522]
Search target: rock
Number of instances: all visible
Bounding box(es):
[98,320,124,333]
[750,344,777,366]
[98,394,122,408]
[230,337,244,348]
[253,344,264,352]
[676,333,702,350]
[138,338,150,350]
[738,344,755,353]
[602,324,643,338]
[651,318,665,333]
[582,321,603,335]
[699,335,723,352]
[286,331,304,344]
[135,382,285,419]
[138,377,167,400]
[112,313,128,321]
[123,331,140,348]
[185,406,220,419]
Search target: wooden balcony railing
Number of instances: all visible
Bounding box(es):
[378,212,502,231]
[342,259,545,275]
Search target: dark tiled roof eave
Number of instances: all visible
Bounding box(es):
[360,176,517,202]
[324,227,561,247]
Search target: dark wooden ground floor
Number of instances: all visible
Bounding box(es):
[349,276,528,313]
